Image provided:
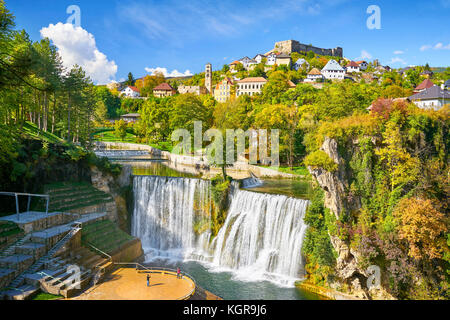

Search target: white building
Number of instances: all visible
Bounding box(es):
[253,54,265,64]
[236,77,267,97]
[305,68,323,82]
[265,53,278,66]
[408,85,450,110]
[321,59,345,80]
[239,57,257,70]
[294,58,310,71]
[120,86,140,98]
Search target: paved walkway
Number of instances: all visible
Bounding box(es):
[71,268,195,300]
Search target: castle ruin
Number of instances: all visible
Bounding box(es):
[274,40,343,58]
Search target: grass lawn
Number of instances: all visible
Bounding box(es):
[92,129,137,143]
[259,165,309,176]
[32,292,63,300]
[149,141,173,152]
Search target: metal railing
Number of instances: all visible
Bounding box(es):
[0,192,50,218]
[88,244,112,262]
[113,262,197,300]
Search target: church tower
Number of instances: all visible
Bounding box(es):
[205,63,212,94]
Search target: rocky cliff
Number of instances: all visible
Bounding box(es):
[308,137,393,300]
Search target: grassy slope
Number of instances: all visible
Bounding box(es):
[21,122,66,145]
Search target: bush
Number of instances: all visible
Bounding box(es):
[304,150,338,172]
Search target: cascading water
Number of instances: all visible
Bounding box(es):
[212,190,309,285]
[132,175,309,286]
[132,176,213,260]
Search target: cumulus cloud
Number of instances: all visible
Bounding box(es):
[40,23,117,84]
[420,43,450,51]
[144,67,193,78]
[434,42,450,50]
[393,50,404,55]
[357,50,372,60]
[390,57,407,65]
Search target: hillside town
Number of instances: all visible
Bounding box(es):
[111,40,450,122]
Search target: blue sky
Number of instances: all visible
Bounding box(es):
[7,0,450,83]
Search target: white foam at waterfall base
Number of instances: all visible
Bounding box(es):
[132,175,309,287]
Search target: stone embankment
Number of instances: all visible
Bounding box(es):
[94,141,300,179]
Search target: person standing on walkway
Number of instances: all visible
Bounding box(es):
[147,273,150,287]
[177,267,181,279]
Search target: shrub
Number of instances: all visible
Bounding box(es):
[304,150,338,172]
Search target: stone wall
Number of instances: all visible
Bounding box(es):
[111,238,144,263]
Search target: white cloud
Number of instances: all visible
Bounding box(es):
[357,50,372,60]
[420,43,450,51]
[434,42,450,50]
[390,57,407,65]
[145,67,193,78]
[40,23,117,84]
[393,50,404,55]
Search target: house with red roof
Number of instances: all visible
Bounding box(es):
[413,79,434,94]
[345,61,360,73]
[120,86,141,98]
[153,83,176,98]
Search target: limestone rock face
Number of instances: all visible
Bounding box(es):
[308,137,349,219]
[90,165,133,230]
[309,137,369,296]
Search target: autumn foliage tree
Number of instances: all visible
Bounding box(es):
[394,197,447,261]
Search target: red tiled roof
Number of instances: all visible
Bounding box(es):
[356,60,367,65]
[128,86,140,93]
[237,77,268,83]
[346,61,359,68]
[415,79,434,91]
[153,83,174,91]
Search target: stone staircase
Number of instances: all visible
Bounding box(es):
[0,234,31,259]
[0,212,107,299]
[8,227,81,289]
[38,247,113,298]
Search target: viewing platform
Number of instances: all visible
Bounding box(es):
[72,266,196,300]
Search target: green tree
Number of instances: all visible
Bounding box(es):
[126,72,134,86]
[114,119,127,141]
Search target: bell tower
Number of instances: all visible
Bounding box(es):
[205,63,212,94]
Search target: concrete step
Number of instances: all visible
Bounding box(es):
[3,284,38,300]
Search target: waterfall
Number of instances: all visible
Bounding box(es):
[132,175,309,286]
[212,190,309,284]
[132,176,212,260]
[241,174,263,188]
